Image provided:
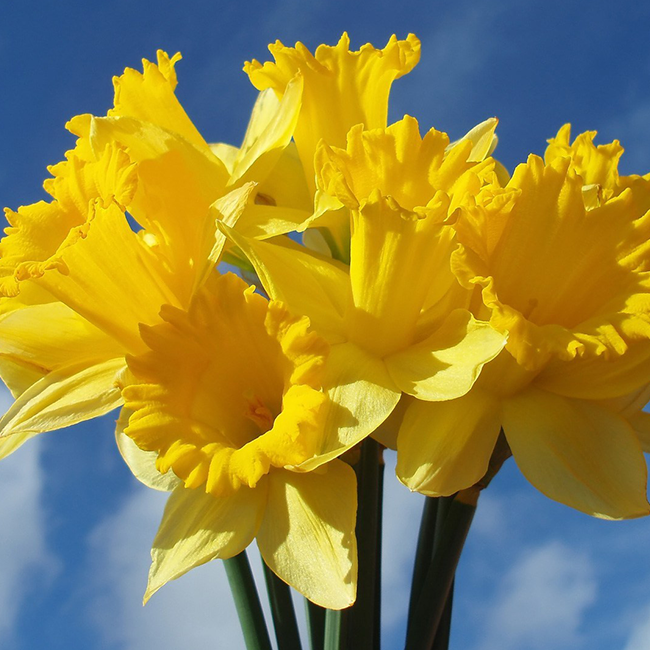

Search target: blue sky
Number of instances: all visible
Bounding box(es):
[2,1,650,649]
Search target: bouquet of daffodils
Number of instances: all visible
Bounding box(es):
[1,34,649,650]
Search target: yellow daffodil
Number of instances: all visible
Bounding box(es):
[222,116,507,464]
[0,53,258,456]
[396,127,650,519]
[245,34,421,259]
[121,272,357,609]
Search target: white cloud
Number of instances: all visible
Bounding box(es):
[0,386,57,646]
[470,492,507,542]
[83,484,250,650]
[476,540,597,650]
[381,450,424,633]
[624,602,650,650]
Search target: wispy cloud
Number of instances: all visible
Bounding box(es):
[83,484,247,650]
[475,540,597,650]
[381,451,424,638]
[0,388,57,647]
[624,601,650,650]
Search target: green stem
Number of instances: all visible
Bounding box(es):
[404,488,479,650]
[305,601,326,650]
[324,609,346,650]
[224,551,273,650]
[348,439,383,650]
[432,580,454,650]
[406,497,439,633]
[262,563,302,650]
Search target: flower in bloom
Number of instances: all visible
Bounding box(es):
[245,33,422,260]
[0,50,307,458]
[223,116,507,462]
[395,126,650,519]
[121,272,357,609]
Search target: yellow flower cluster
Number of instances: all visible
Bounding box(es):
[2,34,650,609]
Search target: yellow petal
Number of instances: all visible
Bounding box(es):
[0,357,125,459]
[627,409,650,452]
[235,204,311,241]
[33,202,180,353]
[255,141,312,212]
[71,115,229,300]
[220,224,350,340]
[544,124,623,195]
[145,481,267,603]
[196,183,257,291]
[385,310,506,401]
[454,154,650,372]
[123,272,330,497]
[300,342,401,470]
[446,117,499,162]
[346,193,450,355]
[229,75,303,187]
[502,387,649,519]
[1,144,138,296]
[257,462,357,609]
[317,116,481,211]
[109,51,208,150]
[0,300,124,390]
[115,408,180,492]
[535,335,650,400]
[396,390,502,495]
[245,33,421,192]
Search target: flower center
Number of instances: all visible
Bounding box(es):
[243,391,275,433]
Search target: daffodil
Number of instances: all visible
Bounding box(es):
[0,52,263,457]
[244,33,421,259]
[121,272,357,609]
[223,116,507,463]
[395,126,650,519]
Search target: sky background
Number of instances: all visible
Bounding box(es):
[2,1,650,649]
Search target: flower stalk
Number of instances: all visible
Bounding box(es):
[348,438,384,650]
[404,488,479,650]
[224,551,273,650]
[263,562,303,650]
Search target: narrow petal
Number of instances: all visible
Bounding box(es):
[145,481,267,602]
[446,117,499,162]
[195,183,257,291]
[396,390,502,496]
[502,387,649,519]
[235,204,311,241]
[257,462,357,609]
[0,300,124,394]
[301,342,401,470]
[386,310,506,401]
[220,224,350,340]
[0,357,125,459]
[229,76,303,187]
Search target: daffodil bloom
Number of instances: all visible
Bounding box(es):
[396,126,650,519]
[245,33,421,259]
[223,116,506,463]
[0,52,267,457]
[121,272,357,609]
